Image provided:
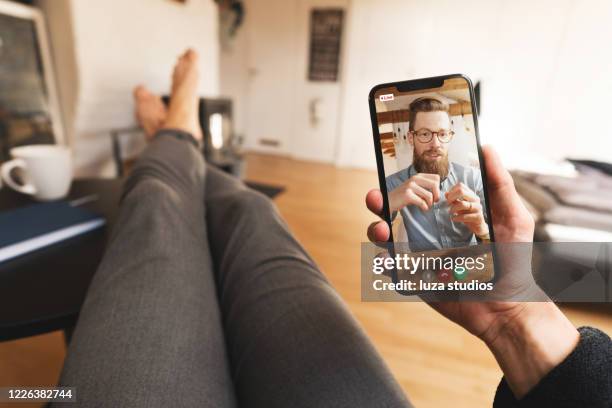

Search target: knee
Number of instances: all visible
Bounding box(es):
[227,188,277,220]
[124,178,180,207]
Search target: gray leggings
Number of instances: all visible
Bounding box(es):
[56,131,411,408]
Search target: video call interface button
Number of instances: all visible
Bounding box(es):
[422,270,436,283]
[437,269,452,282]
[453,266,468,281]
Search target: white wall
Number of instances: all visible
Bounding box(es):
[336,0,612,169]
[39,0,219,176]
[220,0,348,161]
[219,2,250,144]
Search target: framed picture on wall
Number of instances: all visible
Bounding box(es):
[308,8,344,82]
[0,0,65,163]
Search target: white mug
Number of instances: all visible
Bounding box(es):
[1,145,73,201]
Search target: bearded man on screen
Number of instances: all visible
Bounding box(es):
[385,97,489,251]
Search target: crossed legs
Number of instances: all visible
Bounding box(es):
[56,50,410,408]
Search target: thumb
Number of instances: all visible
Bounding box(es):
[482,145,521,207]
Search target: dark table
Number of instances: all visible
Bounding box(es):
[0,179,123,341]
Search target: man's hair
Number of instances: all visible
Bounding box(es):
[408,97,450,131]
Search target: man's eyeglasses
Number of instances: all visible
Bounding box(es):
[410,129,455,143]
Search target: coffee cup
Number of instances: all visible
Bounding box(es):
[1,145,73,201]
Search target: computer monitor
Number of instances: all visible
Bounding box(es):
[0,0,64,162]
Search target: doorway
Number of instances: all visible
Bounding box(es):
[239,0,348,163]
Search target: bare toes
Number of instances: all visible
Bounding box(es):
[134,85,149,99]
[184,49,198,61]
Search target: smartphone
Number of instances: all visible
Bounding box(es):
[368,74,497,294]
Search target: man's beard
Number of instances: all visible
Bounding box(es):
[413,148,449,179]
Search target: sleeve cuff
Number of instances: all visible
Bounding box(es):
[154,128,203,150]
[493,326,612,408]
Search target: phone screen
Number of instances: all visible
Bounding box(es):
[369,74,496,288]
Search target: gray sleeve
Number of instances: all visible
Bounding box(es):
[385,172,402,193]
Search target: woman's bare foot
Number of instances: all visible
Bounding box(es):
[133,85,167,140]
[163,49,203,141]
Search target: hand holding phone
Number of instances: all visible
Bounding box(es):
[365,147,581,402]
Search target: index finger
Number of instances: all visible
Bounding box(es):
[446,183,478,203]
[414,174,441,202]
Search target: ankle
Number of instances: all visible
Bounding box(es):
[163,114,201,141]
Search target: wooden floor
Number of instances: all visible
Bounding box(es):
[1,152,611,408]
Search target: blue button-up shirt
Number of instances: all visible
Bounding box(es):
[386,162,487,251]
